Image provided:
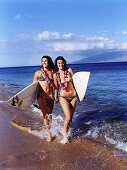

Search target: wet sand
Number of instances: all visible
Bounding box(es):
[0,112,127,170]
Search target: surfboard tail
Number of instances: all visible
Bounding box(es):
[72,72,90,102]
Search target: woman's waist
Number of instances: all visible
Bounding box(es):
[60,90,76,97]
[38,86,54,95]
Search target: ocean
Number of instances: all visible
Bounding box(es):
[0,62,127,158]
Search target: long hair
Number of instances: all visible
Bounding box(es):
[55,56,68,71]
[41,55,55,71]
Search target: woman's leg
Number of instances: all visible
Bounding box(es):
[37,95,54,142]
[45,97,54,142]
[43,114,52,142]
[60,97,77,143]
[69,97,78,125]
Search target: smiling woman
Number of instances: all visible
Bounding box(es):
[55,56,78,144]
[33,55,58,142]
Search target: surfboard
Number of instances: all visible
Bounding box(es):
[7,81,39,108]
[72,72,90,102]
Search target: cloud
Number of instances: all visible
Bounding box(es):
[27,15,38,19]
[2,31,127,54]
[50,42,89,51]
[35,31,74,40]
[26,14,47,19]
[47,36,116,52]
[14,14,21,20]
[120,43,127,49]
[16,34,30,40]
[122,30,127,35]
[35,31,60,40]
[34,31,118,52]
[63,33,73,39]
[115,32,119,34]
[41,14,47,19]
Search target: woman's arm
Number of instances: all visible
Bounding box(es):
[68,68,74,76]
[53,74,59,103]
[33,71,38,83]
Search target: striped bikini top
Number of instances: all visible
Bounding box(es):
[38,67,54,87]
[38,73,54,81]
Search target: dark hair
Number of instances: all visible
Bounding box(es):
[41,55,55,71]
[55,56,68,71]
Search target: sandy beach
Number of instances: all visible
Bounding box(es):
[0,112,127,170]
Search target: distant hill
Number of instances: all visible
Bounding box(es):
[72,50,127,64]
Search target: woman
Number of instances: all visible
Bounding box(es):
[33,56,58,142]
[55,56,78,144]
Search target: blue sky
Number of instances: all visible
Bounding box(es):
[1,0,127,67]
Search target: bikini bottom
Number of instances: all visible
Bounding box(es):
[60,95,77,102]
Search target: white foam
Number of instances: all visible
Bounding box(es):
[4,85,9,87]
[85,121,92,125]
[88,130,98,138]
[51,115,64,137]
[32,106,43,116]
[85,126,99,139]
[83,122,127,152]
[0,84,10,88]
[0,101,6,103]
[29,113,73,141]
[105,135,127,152]
[31,105,65,138]
[34,129,47,139]
[27,113,64,139]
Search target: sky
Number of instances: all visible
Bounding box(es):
[1,0,127,67]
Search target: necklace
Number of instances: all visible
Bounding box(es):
[40,67,54,87]
[56,70,69,90]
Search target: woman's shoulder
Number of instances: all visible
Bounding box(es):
[68,68,73,71]
[68,68,74,73]
[68,68,74,76]
[35,70,41,75]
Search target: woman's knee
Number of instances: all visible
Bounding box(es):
[65,114,71,122]
[43,113,52,120]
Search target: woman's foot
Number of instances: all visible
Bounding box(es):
[47,133,52,142]
[60,137,69,144]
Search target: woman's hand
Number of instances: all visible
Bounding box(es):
[55,97,59,103]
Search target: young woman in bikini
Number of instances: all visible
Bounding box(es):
[55,56,78,144]
[33,56,58,142]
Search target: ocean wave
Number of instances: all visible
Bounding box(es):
[105,136,127,153]
[84,121,127,153]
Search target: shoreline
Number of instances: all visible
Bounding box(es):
[0,112,127,170]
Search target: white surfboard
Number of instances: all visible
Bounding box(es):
[7,81,39,108]
[72,72,90,102]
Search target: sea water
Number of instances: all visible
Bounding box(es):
[0,62,127,155]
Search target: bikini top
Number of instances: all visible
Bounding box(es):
[38,67,54,88]
[38,73,53,81]
[63,71,72,83]
[56,70,72,90]
[38,74,45,81]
